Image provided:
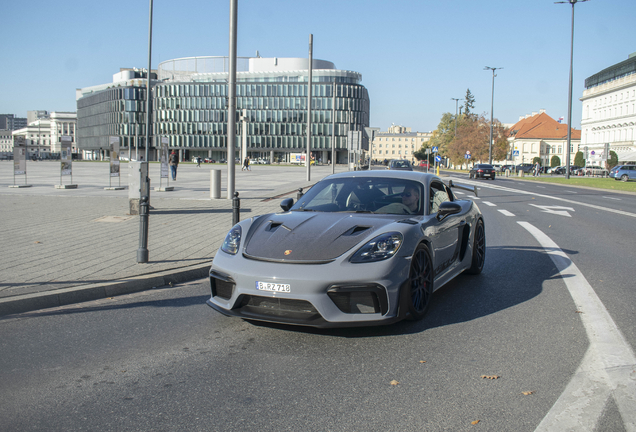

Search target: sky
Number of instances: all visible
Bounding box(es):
[1,0,634,132]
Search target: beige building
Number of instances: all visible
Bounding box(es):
[506,110,580,167]
[370,125,432,163]
[10,111,77,158]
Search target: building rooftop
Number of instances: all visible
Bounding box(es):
[508,112,581,140]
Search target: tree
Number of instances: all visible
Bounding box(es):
[574,151,585,167]
[550,155,561,167]
[491,121,510,161]
[447,114,490,166]
[533,157,542,165]
[607,151,618,169]
[463,89,475,116]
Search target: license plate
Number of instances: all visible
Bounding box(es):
[256,281,291,293]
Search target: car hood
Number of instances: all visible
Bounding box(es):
[244,212,401,263]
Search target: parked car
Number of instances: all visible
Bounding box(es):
[204,158,216,163]
[207,170,485,327]
[469,163,496,180]
[491,164,502,172]
[584,165,609,177]
[515,163,534,173]
[500,164,515,173]
[610,165,636,182]
[387,159,413,171]
[418,161,431,169]
[551,165,581,175]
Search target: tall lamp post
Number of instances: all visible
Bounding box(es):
[556,0,589,179]
[484,66,502,165]
[451,98,462,137]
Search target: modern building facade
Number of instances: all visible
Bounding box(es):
[0,114,27,130]
[580,53,636,164]
[76,57,370,163]
[507,110,581,167]
[369,125,432,164]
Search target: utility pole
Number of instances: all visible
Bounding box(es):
[306,34,313,181]
[227,0,238,198]
[556,0,589,179]
[484,66,502,165]
[451,98,462,137]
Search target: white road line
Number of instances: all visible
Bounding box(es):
[603,196,622,201]
[537,186,546,188]
[482,201,497,207]
[468,196,480,200]
[454,191,465,195]
[519,222,636,432]
[498,209,515,217]
[451,177,636,219]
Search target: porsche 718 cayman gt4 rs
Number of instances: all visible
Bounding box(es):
[207,170,485,328]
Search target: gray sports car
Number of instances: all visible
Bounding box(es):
[207,170,485,328]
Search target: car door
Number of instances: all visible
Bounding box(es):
[427,181,464,277]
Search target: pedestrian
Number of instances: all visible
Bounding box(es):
[169,150,179,180]
[196,157,201,168]
[242,157,248,171]
[534,162,541,177]
[246,156,251,171]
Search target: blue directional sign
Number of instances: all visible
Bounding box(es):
[435,156,442,162]
[465,154,471,159]
[513,150,519,156]
[432,146,439,153]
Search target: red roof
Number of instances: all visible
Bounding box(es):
[507,112,581,140]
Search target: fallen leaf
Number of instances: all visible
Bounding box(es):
[419,360,427,363]
[522,391,534,395]
[390,380,399,386]
[471,420,480,425]
[481,375,500,380]
[34,241,41,244]
[575,310,584,314]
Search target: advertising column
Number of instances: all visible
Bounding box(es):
[55,135,77,189]
[106,136,125,190]
[10,136,31,188]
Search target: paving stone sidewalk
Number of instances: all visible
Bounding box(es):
[0,161,346,315]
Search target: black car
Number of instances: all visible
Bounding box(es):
[469,164,496,180]
[551,165,581,175]
[515,163,534,173]
[387,159,413,171]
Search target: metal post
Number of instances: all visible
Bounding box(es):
[137,0,153,263]
[232,192,240,225]
[227,0,238,199]
[297,188,304,201]
[331,80,336,173]
[307,34,313,182]
[484,66,502,165]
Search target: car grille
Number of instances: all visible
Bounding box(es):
[327,284,388,315]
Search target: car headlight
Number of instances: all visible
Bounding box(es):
[221,225,242,255]
[350,232,403,263]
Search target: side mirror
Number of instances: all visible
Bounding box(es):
[437,201,461,219]
[280,198,294,212]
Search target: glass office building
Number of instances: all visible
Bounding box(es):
[76,57,369,163]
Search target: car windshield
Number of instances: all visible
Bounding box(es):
[291,177,424,215]
[390,160,410,168]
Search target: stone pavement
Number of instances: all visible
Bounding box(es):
[0,160,348,316]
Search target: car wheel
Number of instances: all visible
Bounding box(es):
[403,244,434,320]
[621,174,629,182]
[466,219,486,275]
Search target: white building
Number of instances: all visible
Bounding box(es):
[10,111,77,159]
[580,53,636,164]
[370,125,432,164]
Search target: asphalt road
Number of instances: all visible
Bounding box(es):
[1,174,635,431]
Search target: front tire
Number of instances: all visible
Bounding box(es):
[466,219,486,275]
[403,244,434,321]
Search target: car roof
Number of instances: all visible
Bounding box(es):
[323,169,441,186]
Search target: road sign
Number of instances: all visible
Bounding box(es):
[432,146,439,153]
[465,150,471,155]
[513,150,519,156]
[435,156,441,162]
[465,154,471,159]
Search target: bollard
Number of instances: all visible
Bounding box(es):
[210,169,221,199]
[297,188,304,201]
[232,192,240,226]
[137,195,149,263]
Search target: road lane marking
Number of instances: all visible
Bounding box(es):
[518,222,636,432]
[482,201,497,207]
[603,196,622,201]
[452,177,636,219]
[528,204,574,217]
[498,209,515,217]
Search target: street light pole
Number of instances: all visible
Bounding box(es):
[556,0,589,180]
[484,66,502,165]
[451,98,462,137]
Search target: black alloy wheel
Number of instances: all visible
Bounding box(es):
[466,219,486,275]
[405,244,434,320]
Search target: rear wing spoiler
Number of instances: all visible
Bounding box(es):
[447,180,478,197]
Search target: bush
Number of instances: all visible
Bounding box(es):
[574,151,585,167]
[551,155,561,167]
[607,151,618,169]
[533,157,542,165]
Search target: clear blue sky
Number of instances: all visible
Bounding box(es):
[1,0,634,132]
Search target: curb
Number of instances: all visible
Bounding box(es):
[0,263,211,317]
